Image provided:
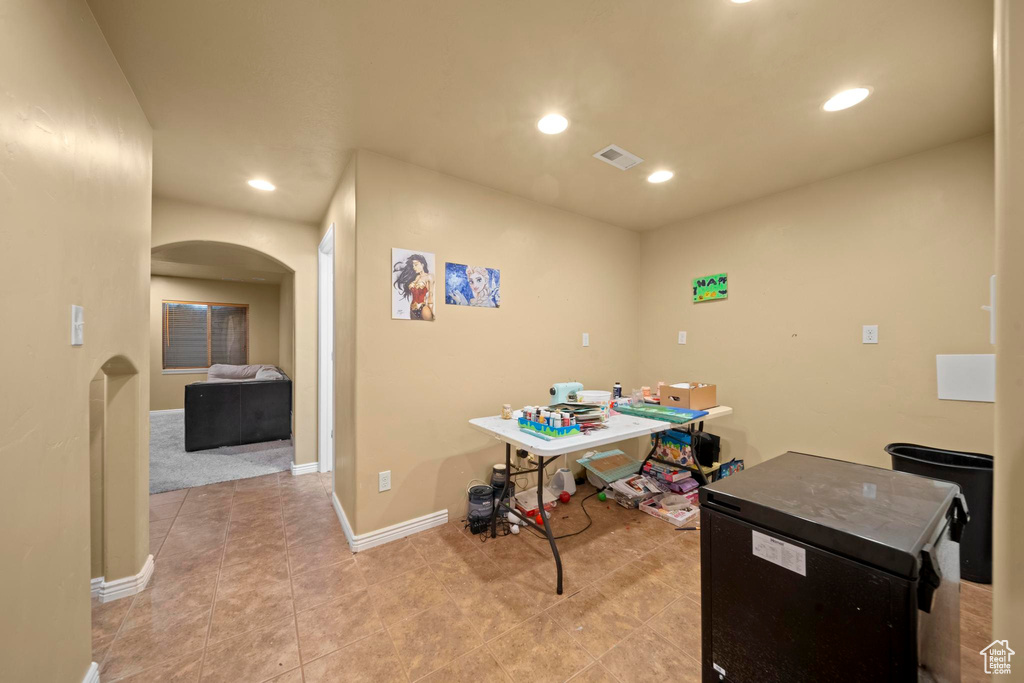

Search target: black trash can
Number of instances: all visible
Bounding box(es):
[886,442,993,583]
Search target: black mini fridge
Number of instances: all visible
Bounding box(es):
[699,452,968,683]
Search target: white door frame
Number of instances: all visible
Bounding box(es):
[318,225,335,474]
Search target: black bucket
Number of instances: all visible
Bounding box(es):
[885,443,993,583]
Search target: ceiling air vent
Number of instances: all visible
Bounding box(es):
[593,144,644,171]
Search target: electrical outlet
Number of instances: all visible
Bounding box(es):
[678,331,687,345]
[582,332,590,347]
[378,470,391,492]
[862,325,878,344]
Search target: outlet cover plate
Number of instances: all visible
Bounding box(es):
[678,331,687,345]
[862,325,878,344]
[582,332,590,347]
[378,470,391,492]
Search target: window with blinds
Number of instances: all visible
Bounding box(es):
[162,301,249,370]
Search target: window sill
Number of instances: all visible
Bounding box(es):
[162,369,209,375]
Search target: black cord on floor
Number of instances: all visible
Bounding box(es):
[521,489,601,541]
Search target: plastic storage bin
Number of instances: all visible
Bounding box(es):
[886,442,993,583]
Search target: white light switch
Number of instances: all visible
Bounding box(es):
[862,325,878,344]
[71,305,84,346]
[582,333,590,347]
[678,331,687,345]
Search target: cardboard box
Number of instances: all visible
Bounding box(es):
[660,383,717,410]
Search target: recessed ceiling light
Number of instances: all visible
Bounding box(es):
[247,179,276,191]
[537,114,569,135]
[647,170,674,184]
[730,0,754,4]
[822,87,871,112]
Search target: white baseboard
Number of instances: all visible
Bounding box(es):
[331,492,447,552]
[149,408,184,415]
[95,554,154,603]
[82,662,99,683]
[291,461,319,476]
[90,576,103,598]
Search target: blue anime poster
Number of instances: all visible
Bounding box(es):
[444,262,500,308]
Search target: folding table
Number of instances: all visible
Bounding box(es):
[468,407,729,594]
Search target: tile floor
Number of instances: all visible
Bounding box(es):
[94,473,995,682]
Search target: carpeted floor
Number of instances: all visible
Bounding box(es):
[149,410,293,493]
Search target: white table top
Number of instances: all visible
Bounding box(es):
[468,405,733,457]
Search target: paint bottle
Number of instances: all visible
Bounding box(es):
[562,413,570,427]
[613,382,622,399]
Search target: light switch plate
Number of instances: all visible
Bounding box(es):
[71,305,84,346]
[678,331,687,345]
[582,333,590,347]
[862,325,878,344]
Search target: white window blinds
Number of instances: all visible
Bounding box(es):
[162,301,249,369]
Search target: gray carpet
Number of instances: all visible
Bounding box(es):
[150,411,293,493]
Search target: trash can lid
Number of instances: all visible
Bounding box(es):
[700,451,961,579]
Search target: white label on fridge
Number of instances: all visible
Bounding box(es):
[752,530,806,576]
[713,663,726,676]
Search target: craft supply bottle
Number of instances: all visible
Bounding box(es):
[562,413,570,427]
[501,404,513,420]
[613,382,622,399]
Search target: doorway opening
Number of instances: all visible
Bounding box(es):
[318,224,335,477]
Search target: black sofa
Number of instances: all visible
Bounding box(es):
[184,374,292,452]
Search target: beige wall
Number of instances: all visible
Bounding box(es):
[0,0,152,680]
[342,150,641,534]
[152,198,321,465]
[638,135,995,469]
[321,158,359,519]
[149,275,282,411]
[993,0,1024,652]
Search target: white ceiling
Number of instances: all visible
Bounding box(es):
[89,0,993,231]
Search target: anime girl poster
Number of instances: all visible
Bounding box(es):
[391,248,436,320]
[444,262,500,308]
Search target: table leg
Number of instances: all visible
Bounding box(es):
[491,443,511,538]
[536,455,563,595]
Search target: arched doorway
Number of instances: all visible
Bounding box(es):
[148,241,302,492]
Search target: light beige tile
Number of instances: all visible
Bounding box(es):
[217,554,291,598]
[547,585,643,658]
[353,539,424,584]
[387,601,484,680]
[287,534,352,576]
[490,612,592,683]
[150,517,174,537]
[367,567,450,626]
[92,594,133,642]
[295,588,384,663]
[421,645,512,682]
[150,489,189,506]
[121,571,218,632]
[150,501,183,521]
[266,668,305,683]
[157,525,228,559]
[222,531,287,568]
[567,662,620,683]
[409,522,482,563]
[150,546,223,588]
[596,562,680,623]
[200,617,299,683]
[209,579,295,645]
[646,596,701,660]
[100,609,209,680]
[301,631,406,683]
[113,653,203,683]
[285,516,346,547]
[599,626,701,683]
[227,512,284,541]
[291,558,367,612]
